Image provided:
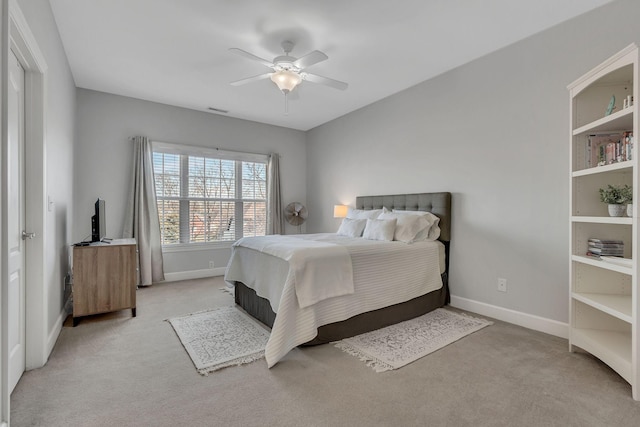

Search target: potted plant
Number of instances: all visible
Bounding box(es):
[599,184,632,217]
[622,185,634,217]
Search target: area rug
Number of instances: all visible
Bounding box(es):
[167,306,270,375]
[219,285,235,296]
[335,308,492,372]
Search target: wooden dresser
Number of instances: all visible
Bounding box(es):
[72,238,137,326]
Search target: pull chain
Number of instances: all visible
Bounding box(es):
[284,92,289,116]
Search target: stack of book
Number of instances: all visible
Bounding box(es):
[586,131,633,167]
[587,238,624,258]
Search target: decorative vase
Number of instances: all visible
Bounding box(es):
[627,203,633,217]
[608,204,626,217]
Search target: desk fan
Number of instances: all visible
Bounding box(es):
[285,202,308,233]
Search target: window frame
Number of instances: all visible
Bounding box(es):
[152,141,268,249]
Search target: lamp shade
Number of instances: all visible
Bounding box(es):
[333,205,348,218]
[270,70,302,93]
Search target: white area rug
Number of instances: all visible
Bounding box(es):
[219,286,235,297]
[167,306,270,375]
[335,308,492,372]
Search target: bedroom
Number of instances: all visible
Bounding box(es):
[2,0,640,425]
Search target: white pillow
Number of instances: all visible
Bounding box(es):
[346,208,383,220]
[378,211,430,243]
[336,218,367,237]
[362,218,397,241]
[391,210,441,241]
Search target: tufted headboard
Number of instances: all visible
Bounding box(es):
[355,192,451,242]
[356,192,452,276]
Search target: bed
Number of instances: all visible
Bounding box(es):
[225,192,451,367]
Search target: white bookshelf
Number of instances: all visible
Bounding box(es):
[571,254,632,275]
[571,328,632,383]
[568,43,639,400]
[572,292,632,323]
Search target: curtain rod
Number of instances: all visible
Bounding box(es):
[128,136,281,158]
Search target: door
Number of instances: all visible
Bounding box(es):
[7,49,26,393]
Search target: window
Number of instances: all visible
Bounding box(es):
[152,143,267,246]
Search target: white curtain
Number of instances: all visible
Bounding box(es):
[123,136,165,285]
[266,153,283,235]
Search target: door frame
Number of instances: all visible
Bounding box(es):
[1,0,47,423]
[9,0,47,371]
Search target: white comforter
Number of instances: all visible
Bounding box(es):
[231,235,354,309]
[224,233,444,367]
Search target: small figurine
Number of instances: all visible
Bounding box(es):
[605,95,616,116]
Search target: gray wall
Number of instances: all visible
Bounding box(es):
[16,0,76,340]
[74,89,307,274]
[306,0,639,323]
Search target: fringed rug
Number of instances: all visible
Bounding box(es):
[219,285,235,296]
[167,306,270,375]
[335,308,492,372]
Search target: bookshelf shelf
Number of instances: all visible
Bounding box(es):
[571,215,632,225]
[572,161,632,177]
[568,43,639,400]
[572,292,632,323]
[571,255,632,275]
[573,107,633,136]
[570,328,632,383]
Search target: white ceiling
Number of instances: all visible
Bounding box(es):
[49,0,612,131]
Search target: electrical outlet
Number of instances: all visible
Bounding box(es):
[497,278,507,292]
[63,273,72,290]
[209,261,215,269]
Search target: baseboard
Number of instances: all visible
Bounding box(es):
[162,267,226,282]
[42,307,67,367]
[449,295,569,339]
[27,304,68,370]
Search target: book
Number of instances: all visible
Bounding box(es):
[624,131,634,161]
[588,248,623,254]
[587,238,624,258]
[588,244,624,251]
[588,249,624,256]
[587,134,622,167]
[588,245,624,250]
[606,142,615,164]
[588,241,623,246]
[588,238,624,244]
[586,132,633,167]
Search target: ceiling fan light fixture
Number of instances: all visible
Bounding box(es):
[270,70,302,93]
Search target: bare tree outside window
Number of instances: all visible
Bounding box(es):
[242,162,267,237]
[153,152,181,244]
[153,151,267,245]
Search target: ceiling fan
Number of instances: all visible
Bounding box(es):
[229,41,348,97]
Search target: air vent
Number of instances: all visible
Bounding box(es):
[207,107,229,114]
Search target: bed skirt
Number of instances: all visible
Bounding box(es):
[234,272,449,346]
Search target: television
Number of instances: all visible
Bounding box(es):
[91,198,106,242]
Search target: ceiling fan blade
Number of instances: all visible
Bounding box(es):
[293,50,328,69]
[229,48,274,68]
[230,73,272,86]
[302,73,348,91]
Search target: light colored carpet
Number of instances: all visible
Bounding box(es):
[167,306,270,375]
[9,277,640,427]
[336,308,492,372]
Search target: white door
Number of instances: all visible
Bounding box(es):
[7,49,26,393]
